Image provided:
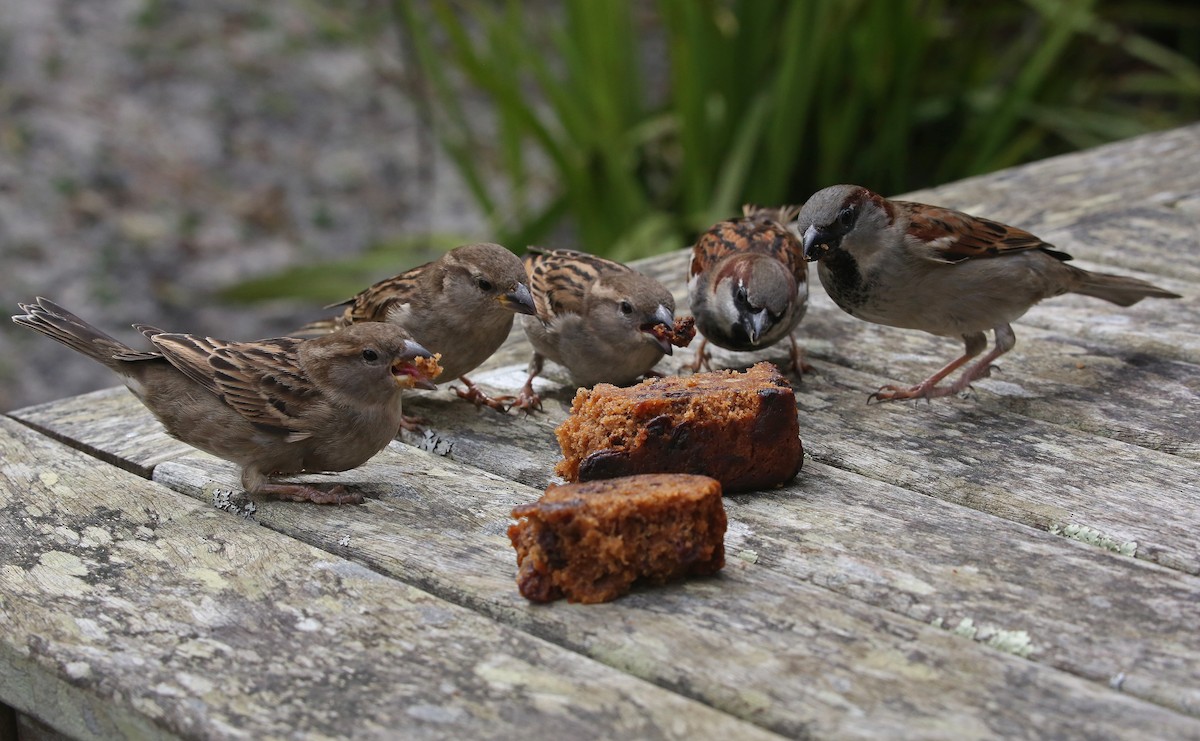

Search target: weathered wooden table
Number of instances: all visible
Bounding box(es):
[3,124,1199,740]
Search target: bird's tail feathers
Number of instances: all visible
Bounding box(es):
[12,297,139,366]
[1069,267,1181,307]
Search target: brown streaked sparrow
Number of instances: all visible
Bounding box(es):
[303,242,536,411]
[14,297,439,504]
[688,204,810,375]
[797,184,1182,401]
[514,247,686,410]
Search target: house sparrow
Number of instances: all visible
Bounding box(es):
[514,247,685,410]
[303,242,536,411]
[13,297,439,504]
[796,184,1182,401]
[688,204,810,375]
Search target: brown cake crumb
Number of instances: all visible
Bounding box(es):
[412,353,444,381]
[508,474,726,603]
[646,316,697,348]
[554,362,802,492]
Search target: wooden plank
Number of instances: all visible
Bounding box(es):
[393,381,1200,712]
[10,387,193,477]
[20,389,1198,734]
[11,366,1200,714]
[0,419,776,741]
[146,449,1200,739]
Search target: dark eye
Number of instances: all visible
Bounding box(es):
[735,285,748,304]
[476,277,493,292]
[619,300,633,315]
[837,206,856,229]
[361,348,379,362]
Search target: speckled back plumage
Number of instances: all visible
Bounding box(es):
[520,247,679,388]
[305,242,534,381]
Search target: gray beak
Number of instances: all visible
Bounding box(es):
[802,224,836,262]
[741,308,771,346]
[500,282,537,316]
[641,304,676,355]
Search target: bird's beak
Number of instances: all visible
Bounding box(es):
[641,304,677,355]
[802,224,836,262]
[392,340,441,390]
[498,283,537,316]
[741,308,771,346]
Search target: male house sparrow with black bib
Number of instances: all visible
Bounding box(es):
[514,247,688,411]
[14,297,439,504]
[304,242,536,411]
[688,204,810,375]
[797,184,1182,401]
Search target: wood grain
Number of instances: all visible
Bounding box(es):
[0,419,777,740]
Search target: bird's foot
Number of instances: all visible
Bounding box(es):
[258,483,364,505]
[509,385,543,414]
[785,339,814,380]
[452,377,512,413]
[867,382,956,403]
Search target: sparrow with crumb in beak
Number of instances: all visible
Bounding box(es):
[303,242,536,412]
[797,184,1182,401]
[14,297,440,504]
[514,247,684,411]
[688,204,810,375]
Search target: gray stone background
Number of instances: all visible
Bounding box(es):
[0,0,485,410]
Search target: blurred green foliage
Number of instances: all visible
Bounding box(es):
[228,0,1200,300]
[396,0,1199,260]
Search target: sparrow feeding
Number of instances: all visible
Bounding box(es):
[303,242,536,412]
[796,184,1182,401]
[688,204,810,375]
[515,247,689,411]
[14,297,440,504]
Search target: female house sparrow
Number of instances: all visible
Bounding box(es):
[13,297,439,504]
[797,184,1182,401]
[688,205,810,375]
[515,247,684,410]
[304,242,536,410]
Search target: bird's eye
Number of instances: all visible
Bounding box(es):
[361,348,379,362]
[735,285,748,304]
[476,277,493,292]
[837,206,856,229]
[619,300,633,315]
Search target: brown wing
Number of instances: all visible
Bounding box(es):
[897,201,1069,264]
[148,333,320,439]
[523,247,629,320]
[691,207,807,286]
[339,261,430,325]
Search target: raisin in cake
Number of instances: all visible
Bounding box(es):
[508,474,726,603]
[554,362,802,492]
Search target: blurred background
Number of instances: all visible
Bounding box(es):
[2,0,1198,410]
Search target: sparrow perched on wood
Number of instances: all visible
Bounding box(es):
[688,204,810,375]
[13,297,440,504]
[796,184,1182,401]
[302,242,536,411]
[515,247,688,410]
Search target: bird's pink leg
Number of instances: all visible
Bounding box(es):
[869,331,988,402]
[688,337,711,373]
[945,324,1015,395]
[452,375,514,412]
[787,335,814,378]
[509,354,544,413]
